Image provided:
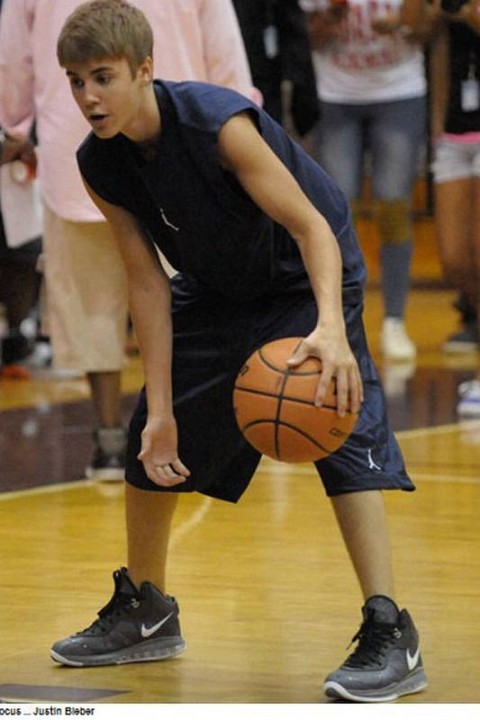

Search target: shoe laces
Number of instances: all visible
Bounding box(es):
[79,588,141,636]
[344,609,401,668]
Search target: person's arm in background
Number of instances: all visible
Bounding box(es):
[0,129,36,168]
[199,0,262,104]
[398,0,439,38]
[369,0,438,40]
[400,0,429,26]
[445,0,480,35]
[428,10,449,143]
[0,0,36,143]
[299,0,348,48]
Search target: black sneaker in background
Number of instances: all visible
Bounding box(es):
[85,427,127,481]
[442,323,479,354]
[51,568,186,666]
[323,595,427,702]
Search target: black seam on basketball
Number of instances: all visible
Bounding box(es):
[258,347,321,376]
[234,387,356,415]
[235,386,322,405]
[279,396,355,415]
[235,386,281,399]
[243,419,331,457]
[274,369,290,459]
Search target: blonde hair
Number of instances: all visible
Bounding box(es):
[57,0,153,76]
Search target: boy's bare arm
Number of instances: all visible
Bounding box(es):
[83,180,190,486]
[217,113,363,415]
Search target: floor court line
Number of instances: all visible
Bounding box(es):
[1,421,479,502]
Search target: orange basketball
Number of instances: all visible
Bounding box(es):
[233,337,358,463]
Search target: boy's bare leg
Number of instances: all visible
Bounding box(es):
[330,490,395,600]
[325,491,427,700]
[125,484,178,592]
[50,486,183,666]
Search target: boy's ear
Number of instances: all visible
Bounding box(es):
[138,56,153,85]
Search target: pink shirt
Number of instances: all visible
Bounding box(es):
[0,0,256,221]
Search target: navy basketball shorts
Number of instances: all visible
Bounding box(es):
[126,274,414,502]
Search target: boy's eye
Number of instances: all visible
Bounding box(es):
[70,78,84,89]
[96,74,111,85]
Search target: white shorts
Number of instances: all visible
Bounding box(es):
[42,205,128,372]
[431,137,480,184]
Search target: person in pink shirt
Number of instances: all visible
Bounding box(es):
[0,0,256,479]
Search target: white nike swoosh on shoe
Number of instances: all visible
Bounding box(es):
[406,646,420,671]
[141,612,174,639]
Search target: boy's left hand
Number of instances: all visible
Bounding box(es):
[287,328,363,417]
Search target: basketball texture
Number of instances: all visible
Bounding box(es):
[233,337,358,463]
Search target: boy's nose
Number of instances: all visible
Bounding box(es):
[83,82,100,106]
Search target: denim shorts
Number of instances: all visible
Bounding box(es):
[432,137,480,183]
[126,272,414,502]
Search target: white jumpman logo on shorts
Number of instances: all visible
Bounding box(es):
[367,448,382,471]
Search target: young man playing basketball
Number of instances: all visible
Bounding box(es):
[52,0,427,703]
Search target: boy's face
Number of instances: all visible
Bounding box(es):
[64,56,153,140]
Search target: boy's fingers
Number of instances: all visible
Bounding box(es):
[334,368,348,417]
[314,365,334,407]
[286,346,309,367]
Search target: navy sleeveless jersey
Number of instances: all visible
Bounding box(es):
[75,81,414,502]
[77,80,366,303]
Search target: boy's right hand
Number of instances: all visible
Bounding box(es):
[138,416,190,487]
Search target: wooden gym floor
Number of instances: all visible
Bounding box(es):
[0,206,479,707]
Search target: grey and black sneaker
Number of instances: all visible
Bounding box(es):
[51,568,186,667]
[85,427,127,481]
[324,595,427,702]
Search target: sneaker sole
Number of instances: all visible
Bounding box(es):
[381,347,417,361]
[51,637,186,667]
[457,406,480,417]
[324,667,428,703]
[85,468,125,482]
[443,342,478,354]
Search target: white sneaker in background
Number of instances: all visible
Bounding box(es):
[381,361,416,398]
[381,318,417,361]
[457,380,480,416]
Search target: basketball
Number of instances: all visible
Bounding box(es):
[233,336,359,463]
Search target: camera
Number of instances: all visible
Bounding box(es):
[440,0,468,13]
